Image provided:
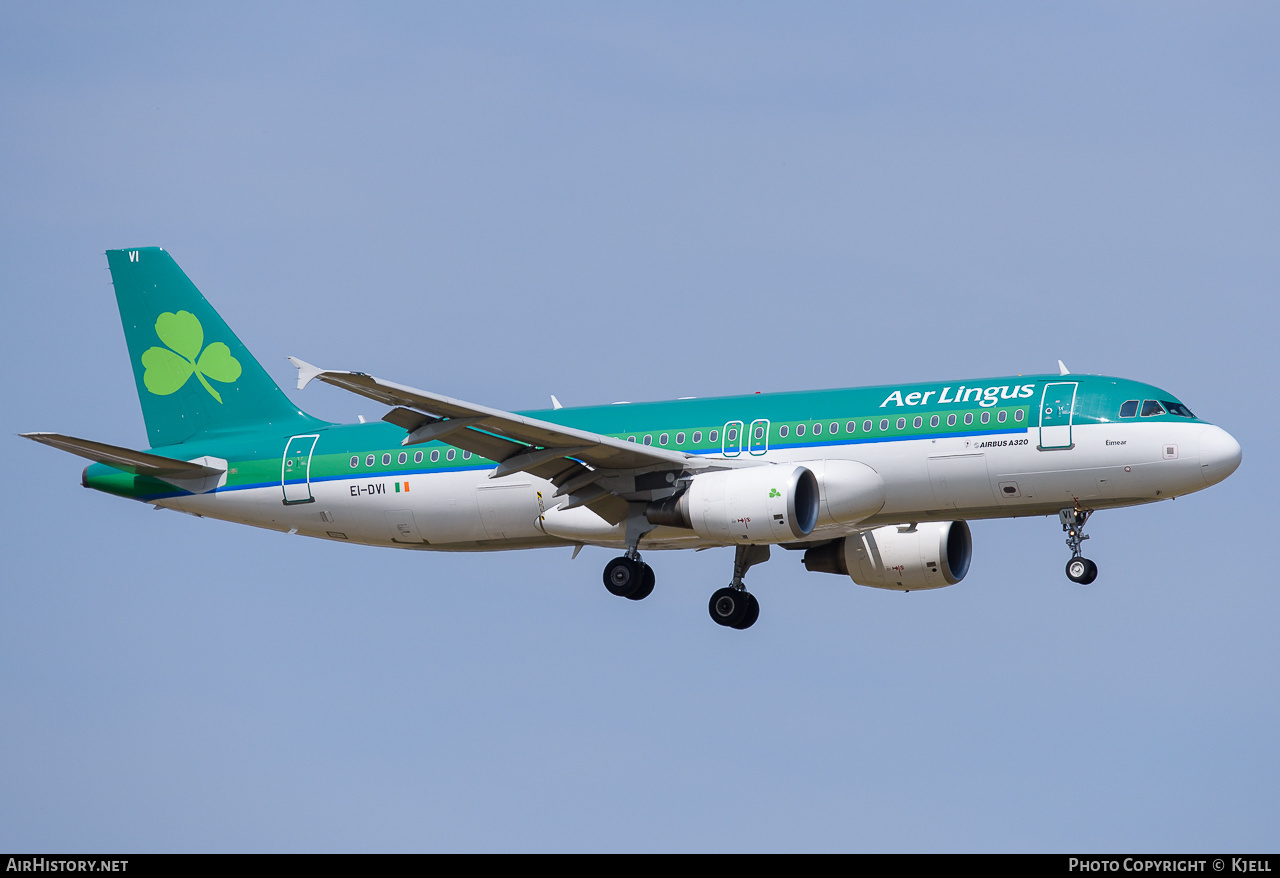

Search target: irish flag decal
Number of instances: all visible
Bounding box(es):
[394,481,410,493]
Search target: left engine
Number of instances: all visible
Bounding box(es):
[645,464,820,543]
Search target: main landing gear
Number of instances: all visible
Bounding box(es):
[602,511,657,601]
[1060,507,1099,585]
[601,543,767,629]
[603,551,655,601]
[708,545,768,630]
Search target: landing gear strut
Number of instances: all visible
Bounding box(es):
[709,545,768,629]
[1060,507,1098,585]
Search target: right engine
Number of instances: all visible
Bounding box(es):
[801,521,972,590]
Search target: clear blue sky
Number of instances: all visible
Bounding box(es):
[2,2,1275,852]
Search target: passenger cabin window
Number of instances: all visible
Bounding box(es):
[1140,400,1166,417]
[1119,400,1140,418]
[930,415,940,428]
[1163,401,1196,418]
[398,452,407,465]
[997,410,1007,423]
[659,433,668,445]
[1015,409,1025,422]
[710,430,719,442]
[430,450,440,462]
[350,456,359,468]
[812,423,822,435]
[947,414,957,427]
[693,431,703,443]
[381,453,391,465]
[779,425,789,438]
[797,425,805,436]
[964,413,974,426]
[643,435,653,445]
[830,422,839,434]
[365,454,375,467]
[846,421,856,433]
[446,449,456,461]
[863,419,872,432]
[913,416,922,429]
[676,432,685,444]
[980,412,990,424]
[896,418,906,430]
[414,451,423,463]
[879,419,889,431]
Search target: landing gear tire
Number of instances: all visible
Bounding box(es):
[604,556,654,600]
[628,563,656,601]
[709,588,758,629]
[604,556,641,597]
[1065,557,1098,585]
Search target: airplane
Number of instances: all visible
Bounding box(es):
[24,248,1243,629]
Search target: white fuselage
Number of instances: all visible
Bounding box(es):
[160,419,1235,552]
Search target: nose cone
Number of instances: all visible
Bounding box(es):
[1198,425,1242,487]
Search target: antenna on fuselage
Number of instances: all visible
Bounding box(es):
[1058,360,1071,376]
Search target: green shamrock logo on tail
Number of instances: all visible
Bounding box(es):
[141,311,241,403]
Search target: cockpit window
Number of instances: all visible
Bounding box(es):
[1162,401,1195,418]
[1119,400,1139,418]
[1140,400,1166,417]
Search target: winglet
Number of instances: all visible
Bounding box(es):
[1058,360,1071,376]
[288,357,326,391]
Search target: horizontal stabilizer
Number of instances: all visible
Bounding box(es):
[21,433,225,479]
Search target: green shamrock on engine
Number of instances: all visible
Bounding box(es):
[141,311,242,403]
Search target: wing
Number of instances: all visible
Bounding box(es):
[290,359,749,523]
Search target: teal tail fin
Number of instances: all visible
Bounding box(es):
[106,247,323,447]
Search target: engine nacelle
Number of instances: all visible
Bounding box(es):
[802,521,972,590]
[646,464,819,543]
[795,459,886,527]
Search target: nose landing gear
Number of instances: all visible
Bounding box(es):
[1060,508,1098,585]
